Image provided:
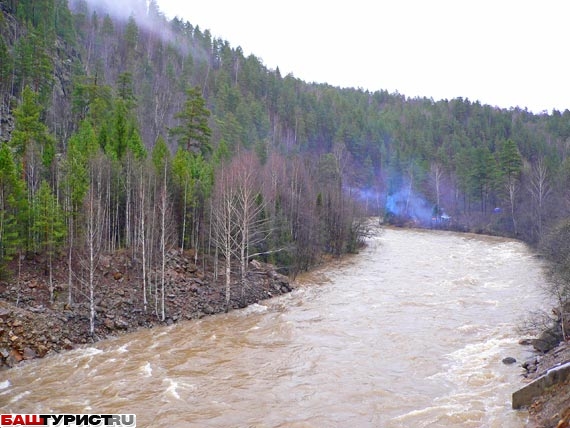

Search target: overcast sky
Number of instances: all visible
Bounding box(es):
[156,1,569,113]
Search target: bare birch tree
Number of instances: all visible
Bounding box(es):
[82,156,106,337]
[158,160,174,322]
[528,157,552,240]
[211,166,236,311]
[430,162,444,214]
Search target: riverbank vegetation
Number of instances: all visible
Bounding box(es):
[1,0,570,373]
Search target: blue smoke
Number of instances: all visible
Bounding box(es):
[384,183,433,224]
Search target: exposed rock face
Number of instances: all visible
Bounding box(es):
[0,7,18,143]
[0,7,80,144]
[0,252,292,369]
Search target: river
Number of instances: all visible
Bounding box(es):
[0,228,549,427]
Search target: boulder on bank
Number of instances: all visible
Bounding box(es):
[532,324,563,354]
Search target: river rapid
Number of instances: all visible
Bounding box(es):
[0,228,549,427]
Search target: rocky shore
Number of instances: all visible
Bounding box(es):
[521,340,570,428]
[0,250,291,369]
[520,308,570,428]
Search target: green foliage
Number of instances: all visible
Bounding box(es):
[6,0,570,282]
[469,147,498,212]
[10,86,55,170]
[170,86,212,156]
[32,180,66,258]
[152,136,170,174]
[498,139,522,181]
[127,127,146,161]
[12,22,54,101]
[103,97,142,161]
[63,120,98,212]
[71,76,114,125]
[117,72,137,109]
[124,16,139,53]
[0,37,12,94]
[0,144,27,276]
[212,139,231,166]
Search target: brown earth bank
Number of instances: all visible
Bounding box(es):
[0,250,291,369]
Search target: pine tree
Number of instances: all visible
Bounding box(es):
[499,139,522,234]
[170,86,212,156]
[0,145,27,279]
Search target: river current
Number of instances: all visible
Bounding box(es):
[0,228,549,427]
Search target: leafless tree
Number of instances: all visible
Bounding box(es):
[211,152,271,308]
[505,176,520,235]
[211,165,236,310]
[81,156,107,337]
[157,160,174,321]
[528,157,552,240]
[137,165,149,312]
[430,162,444,213]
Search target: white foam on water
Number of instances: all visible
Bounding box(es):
[240,303,268,315]
[457,323,484,335]
[164,378,180,399]
[422,333,522,425]
[482,280,510,290]
[9,390,30,403]
[75,347,104,357]
[141,362,152,377]
[447,336,513,369]
[0,379,10,389]
[392,403,467,426]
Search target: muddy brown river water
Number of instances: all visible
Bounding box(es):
[0,228,550,427]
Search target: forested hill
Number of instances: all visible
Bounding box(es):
[1,0,570,288]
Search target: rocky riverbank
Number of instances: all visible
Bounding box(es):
[0,250,291,369]
[521,340,570,428]
[519,307,570,428]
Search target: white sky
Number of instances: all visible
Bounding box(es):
[156,1,570,113]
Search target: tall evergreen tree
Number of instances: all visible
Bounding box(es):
[10,85,56,219]
[499,139,522,234]
[33,180,66,302]
[170,86,212,156]
[0,145,27,278]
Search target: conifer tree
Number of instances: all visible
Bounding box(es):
[0,145,27,279]
[62,120,99,304]
[499,139,522,234]
[10,86,56,181]
[170,86,212,156]
[33,180,66,302]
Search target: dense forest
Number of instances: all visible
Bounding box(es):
[1,0,570,326]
